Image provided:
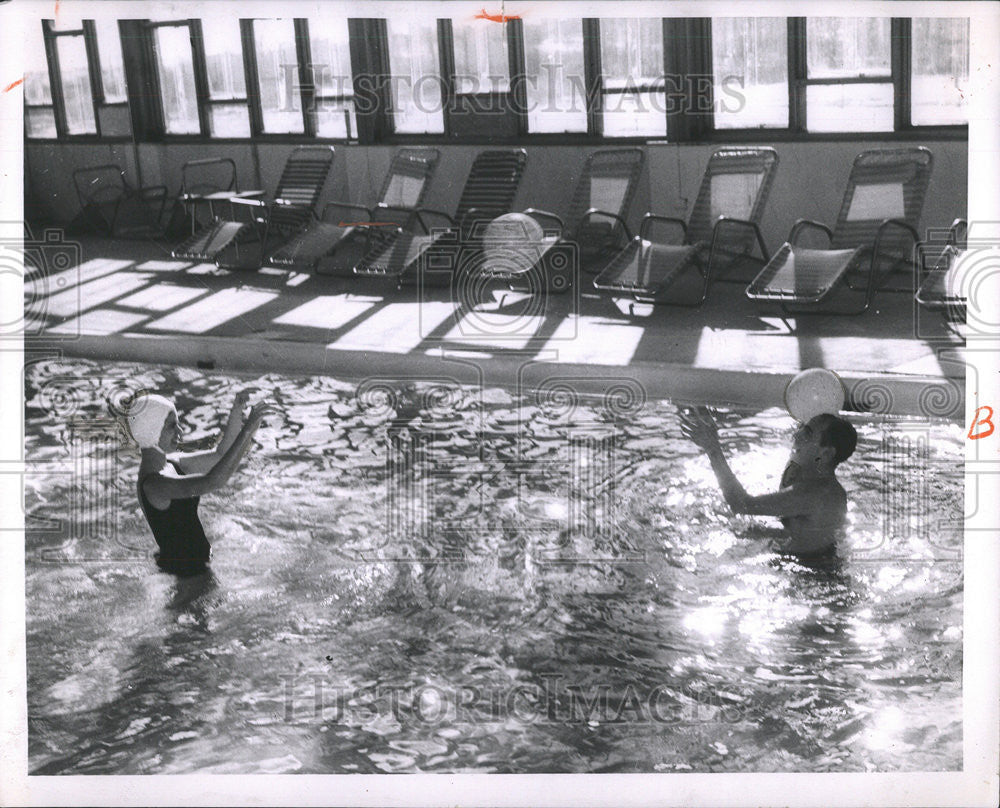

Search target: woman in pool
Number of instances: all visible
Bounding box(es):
[679,405,857,557]
[126,390,278,574]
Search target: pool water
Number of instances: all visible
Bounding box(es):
[24,358,963,773]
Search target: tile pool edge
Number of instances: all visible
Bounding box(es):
[30,332,966,420]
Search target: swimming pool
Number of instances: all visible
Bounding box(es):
[24,358,963,773]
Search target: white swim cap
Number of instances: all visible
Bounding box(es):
[126,394,176,449]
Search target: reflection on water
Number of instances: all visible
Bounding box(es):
[25,359,963,773]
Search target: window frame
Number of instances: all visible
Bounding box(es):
[25,14,969,146]
[28,19,132,140]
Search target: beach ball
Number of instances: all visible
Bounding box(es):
[482,212,545,275]
[784,368,845,423]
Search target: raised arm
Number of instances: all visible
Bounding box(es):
[175,389,255,474]
[143,402,278,506]
[678,406,811,518]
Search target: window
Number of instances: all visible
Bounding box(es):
[306,16,356,138]
[93,19,127,103]
[712,18,788,129]
[452,19,510,94]
[25,18,132,138]
[200,19,250,136]
[804,18,893,132]
[152,24,200,134]
[599,19,666,137]
[911,18,969,125]
[24,20,57,137]
[251,19,304,133]
[523,18,587,133]
[56,34,97,134]
[386,18,444,134]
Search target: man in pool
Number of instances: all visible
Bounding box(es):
[678,406,858,556]
[127,390,279,575]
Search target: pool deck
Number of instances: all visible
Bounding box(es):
[25,235,966,418]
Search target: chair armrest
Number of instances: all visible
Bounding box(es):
[873,218,920,256]
[581,207,632,241]
[321,201,372,224]
[459,207,495,236]
[229,196,269,208]
[711,216,771,262]
[413,208,455,227]
[523,208,565,236]
[788,219,833,246]
[639,213,686,243]
[948,218,968,249]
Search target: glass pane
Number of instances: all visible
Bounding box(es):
[93,19,127,103]
[806,83,894,132]
[154,25,199,134]
[209,102,251,137]
[911,18,969,125]
[452,19,509,94]
[600,18,665,136]
[24,20,53,106]
[600,18,663,89]
[253,19,303,133]
[523,18,587,133]
[316,101,357,138]
[386,18,444,134]
[307,15,352,96]
[201,18,246,101]
[602,90,667,137]
[56,35,97,134]
[712,18,788,129]
[26,107,58,138]
[807,18,890,79]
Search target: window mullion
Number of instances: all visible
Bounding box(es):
[787,17,806,131]
[437,19,456,136]
[188,20,212,137]
[294,19,316,138]
[506,18,528,136]
[892,17,911,131]
[43,22,69,139]
[82,21,105,127]
[582,18,602,137]
[241,20,264,137]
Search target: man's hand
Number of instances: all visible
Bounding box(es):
[678,405,722,454]
[248,401,281,425]
[230,388,256,420]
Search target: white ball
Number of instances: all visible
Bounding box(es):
[784,368,845,423]
[482,213,545,275]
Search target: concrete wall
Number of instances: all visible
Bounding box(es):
[25,139,967,250]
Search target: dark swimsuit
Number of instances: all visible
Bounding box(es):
[139,460,212,575]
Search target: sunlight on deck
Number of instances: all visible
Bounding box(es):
[146,288,278,333]
[328,301,457,353]
[274,295,381,330]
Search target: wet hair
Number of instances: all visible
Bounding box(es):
[810,414,858,465]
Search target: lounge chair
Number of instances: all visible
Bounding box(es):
[167,157,243,240]
[353,149,528,284]
[746,147,934,314]
[593,147,778,307]
[172,146,335,270]
[478,148,645,293]
[915,218,968,321]
[72,164,168,238]
[268,148,439,274]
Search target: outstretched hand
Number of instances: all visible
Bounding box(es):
[678,405,722,454]
[248,401,281,425]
